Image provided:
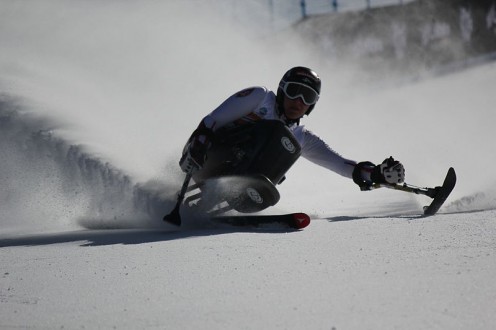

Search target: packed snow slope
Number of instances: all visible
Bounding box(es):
[1,1,496,329]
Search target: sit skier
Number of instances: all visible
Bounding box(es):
[178,66,405,215]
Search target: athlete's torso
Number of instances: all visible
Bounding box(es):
[201,86,356,178]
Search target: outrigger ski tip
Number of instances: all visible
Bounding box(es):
[423,167,457,216]
[163,209,181,226]
[162,171,194,226]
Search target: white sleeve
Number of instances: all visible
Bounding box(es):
[296,127,357,179]
[202,87,268,131]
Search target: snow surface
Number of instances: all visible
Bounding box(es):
[1,1,496,329]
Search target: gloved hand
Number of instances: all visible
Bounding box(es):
[179,121,213,173]
[371,156,405,184]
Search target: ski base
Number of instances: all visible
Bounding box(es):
[211,212,311,230]
[423,167,457,215]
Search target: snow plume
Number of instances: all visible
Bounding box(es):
[0,98,175,233]
[445,191,496,214]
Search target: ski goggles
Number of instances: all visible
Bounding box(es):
[281,81,319,105]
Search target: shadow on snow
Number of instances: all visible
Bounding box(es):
[0,223,300,248]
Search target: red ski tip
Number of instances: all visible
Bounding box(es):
[292,213,311,229]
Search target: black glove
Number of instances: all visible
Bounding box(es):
[179,121,214,173]
[353,157,405,190]
[371,157,405,184]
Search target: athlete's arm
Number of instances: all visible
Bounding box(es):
[294,127,356,179]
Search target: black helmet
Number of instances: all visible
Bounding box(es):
[277,66,321,116]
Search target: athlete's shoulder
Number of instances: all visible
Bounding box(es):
[233,86,271,98]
